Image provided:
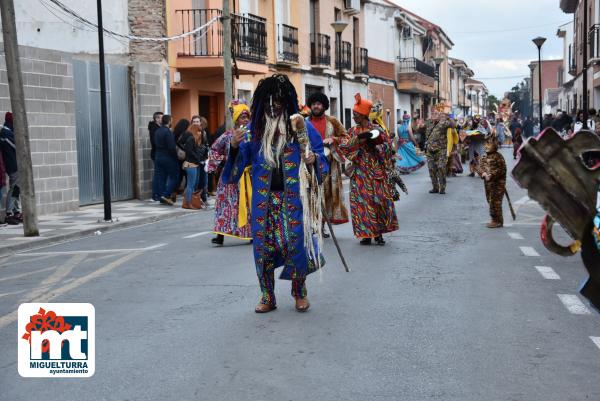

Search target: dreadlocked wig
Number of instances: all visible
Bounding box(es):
[250,74,299,141]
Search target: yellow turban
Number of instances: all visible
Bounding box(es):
[230,102,250,125]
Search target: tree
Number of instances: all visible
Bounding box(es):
[487,94,499,114]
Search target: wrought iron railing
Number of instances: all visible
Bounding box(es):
[354,47,368,75]
[335,41,352,71]
[233,13,267,63]
[175,9,266,63]
[397,57,435,78]
[310,33,331,66]
[176,9,222,57]
[277,23,298,63]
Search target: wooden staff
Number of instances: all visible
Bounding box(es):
[504,188,517,221]
[323,208,351,273]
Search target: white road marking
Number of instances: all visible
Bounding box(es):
[520,246,540,257]
[0,265,59,283]
[0,252,140,329]
[557,294,592,315]
[534,266,561,280]
[0,289,27,298]
[508,232,524,240]
[590,337,600,350]
[15,243,166,256]
[183,231,211,239]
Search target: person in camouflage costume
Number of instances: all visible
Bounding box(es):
[481,133,507,228]
[425,107,454,194]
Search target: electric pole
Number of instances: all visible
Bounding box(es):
[97,0,112,221]
[223,0,233,130]
[0,0,39,236]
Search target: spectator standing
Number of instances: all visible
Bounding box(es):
[148,111,163,201]
[154,115,179,205]
[189,123,209,202]
[0,112,21,224]
[177,119,207,209]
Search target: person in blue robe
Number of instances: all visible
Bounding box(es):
[222,74,328,314]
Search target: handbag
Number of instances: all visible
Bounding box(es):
[176,145,186,161]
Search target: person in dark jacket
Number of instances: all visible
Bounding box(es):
[177,120,208,209]
[522,116,534,139]
[149,111,163,200]
[148,111,162,161]
[0,112,21,224]
[153,114,179,205]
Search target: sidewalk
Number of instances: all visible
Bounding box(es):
[0,199,215,256]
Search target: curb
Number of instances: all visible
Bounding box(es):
[0,208,198,257]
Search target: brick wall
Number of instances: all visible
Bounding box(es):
[129,0,167,62]
[129,0,167,199]
[368,57,396,82]
[0,44,78,215]
[368,82,396,128]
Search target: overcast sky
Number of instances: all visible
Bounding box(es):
[392,0,569,98]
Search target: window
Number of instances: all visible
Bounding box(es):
[237,89,251,103]
[344,108,352,130]
[330,97,338,117]
[310,0,319,34]
[305,84,324,101]
[334,7,341,21]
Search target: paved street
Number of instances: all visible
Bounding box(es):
[1,149,600,401]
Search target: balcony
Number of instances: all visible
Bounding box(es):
[344,0,361,15]
[354,47,368,75]
[335,41,352,71]
[277,24,299,64]
[311,33,331,67]
[173,9,268,74]
[396,57,435,95]
[233,13,267,64]
[569,59,577,76]
[560,0,577,13]
[589,24,600,62]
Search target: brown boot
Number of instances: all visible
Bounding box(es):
[295,297,310,312]
[182,197,191,209]
[255,303,277,313]
[486,220,503,228]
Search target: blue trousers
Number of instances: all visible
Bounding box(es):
[184,166,198,204]
[155,153,180,198]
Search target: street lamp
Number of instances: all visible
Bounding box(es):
[434,57,444,104]
[463,77,468,116]
[528,62,536,119]
[532,36,546,127]
[331,20,348,126]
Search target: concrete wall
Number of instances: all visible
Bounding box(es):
[12,0,128,55]
[0,45,78,215]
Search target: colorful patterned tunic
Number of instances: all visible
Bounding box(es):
[339,124,399,238]
[221,122,328,281]
[208,130,252,239]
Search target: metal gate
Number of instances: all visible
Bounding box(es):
[73,60,134,205]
